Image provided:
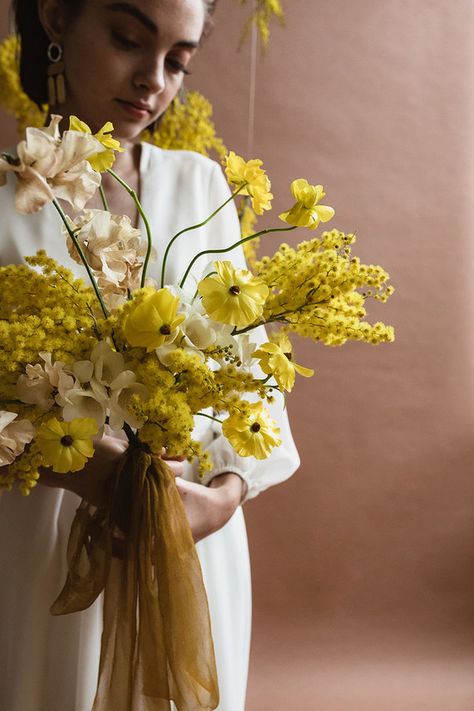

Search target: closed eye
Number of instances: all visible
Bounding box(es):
[166,57,191,76]
[112,31,141,50]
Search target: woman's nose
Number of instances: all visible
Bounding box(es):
[134,56,166,95]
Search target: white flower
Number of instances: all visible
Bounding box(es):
[181,311,217,350]
[0,411,35,466]
[107,371,148,430]
[62,342,147,431]
[16,352,75,410]
[62,388,107,431]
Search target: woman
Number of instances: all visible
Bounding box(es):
[0,1,300,709]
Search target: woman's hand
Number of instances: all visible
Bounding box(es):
[174,472,245,543]
[38,433,129,507]
[38,437,185,507]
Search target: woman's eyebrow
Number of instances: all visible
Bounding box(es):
[106,2,158,33]
[105,2,201,49]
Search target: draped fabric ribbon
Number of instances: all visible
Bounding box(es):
[50,445,219,711]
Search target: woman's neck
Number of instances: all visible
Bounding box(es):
[91,141,143,224]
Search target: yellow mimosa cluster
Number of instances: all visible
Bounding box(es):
[253,230,394,345]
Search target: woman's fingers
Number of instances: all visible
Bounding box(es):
[164,459,184,477]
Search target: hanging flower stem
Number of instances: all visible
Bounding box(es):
[107,168,153,288]
[99,184,109,211]
[195,412,223,425]
[52,199,109,319]
[160,185,247,288]
[179,224,296,289]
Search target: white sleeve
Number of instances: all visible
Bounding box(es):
[197,162,300,503]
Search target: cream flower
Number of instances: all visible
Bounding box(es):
[0,114,104,213]
[66,209,152,306]
[0,411,35,466]
[62,342,147,431]
[197,261,269,328]
[16,352,75,410]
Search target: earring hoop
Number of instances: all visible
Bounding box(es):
[47,42,63,63]
[47,42,66,105]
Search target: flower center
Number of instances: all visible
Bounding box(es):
[229,285,241,295]
[160,324,171,335]
[60,435,74,447]
[250,422,261,433]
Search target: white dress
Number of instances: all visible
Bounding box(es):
[0,143,300,711]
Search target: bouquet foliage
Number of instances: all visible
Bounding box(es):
[0,116,393,710]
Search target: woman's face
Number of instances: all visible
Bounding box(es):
[54,0,206,141]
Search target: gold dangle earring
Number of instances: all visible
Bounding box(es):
[47,42,66,106]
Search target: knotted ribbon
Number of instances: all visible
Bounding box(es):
[51,444,219,711]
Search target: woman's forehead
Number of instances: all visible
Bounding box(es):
[92,0,206,31]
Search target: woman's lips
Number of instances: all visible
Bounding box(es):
[116,99,152,119]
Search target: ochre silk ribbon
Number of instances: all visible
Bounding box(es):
[51,446,219,711]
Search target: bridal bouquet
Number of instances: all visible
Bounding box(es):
[0,116,394,711]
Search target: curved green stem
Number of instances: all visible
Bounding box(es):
[107,168,153,288]
[160,184,247,288]
[98,184,109,211]
[52,199,109,319]
[179,225,297,289]
[196,411,223,424]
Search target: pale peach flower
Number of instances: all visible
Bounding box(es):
[16,352,75,410]
[1,115,103,213]
[66,209,155,307]
[0,411,35,466]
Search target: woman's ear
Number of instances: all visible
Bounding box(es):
[37,0,67,42]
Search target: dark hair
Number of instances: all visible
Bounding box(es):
[13,0,218,108]
[13,0,82,107]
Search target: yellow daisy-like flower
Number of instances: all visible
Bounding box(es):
[124,288,186,352]
[222,401,281,459]
[253,336,314,392]
[36,417,98,474]
[69,116,124,172]
[197,261,269,328]
[224,151,273,215]
[279,179,335,230]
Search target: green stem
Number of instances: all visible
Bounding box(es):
[107,168,153,288]
[179,225,297,289]
[160,185,246,289]
[196,411,223,424]
[52,199,109,319]
[98,184,109,211]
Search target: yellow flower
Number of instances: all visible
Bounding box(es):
[36,417,98,473]
[253,336,314,392]
[69,116,123,172]
[123,288,186,352]
[197,261,269,328]
[279,179,335,230]
[224,151,273,214]
[222,401,281,459]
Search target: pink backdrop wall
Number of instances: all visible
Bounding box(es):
[1,1,473,709]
